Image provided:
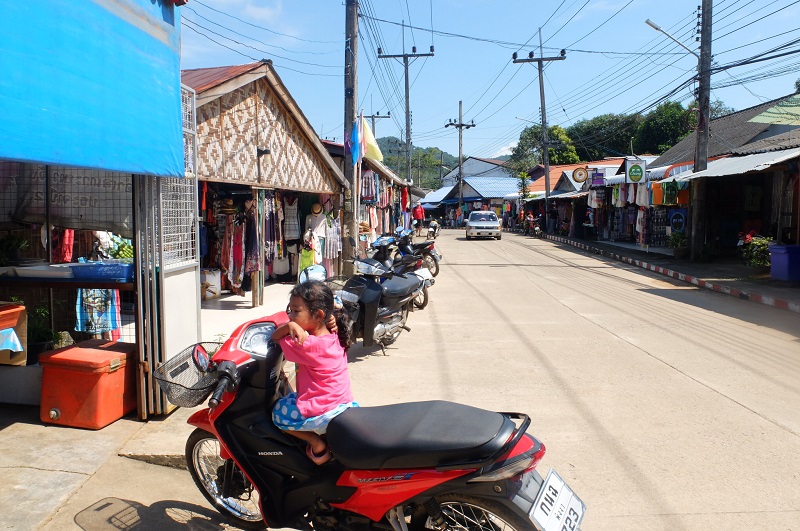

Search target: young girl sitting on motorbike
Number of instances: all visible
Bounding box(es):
[271,281,358,464]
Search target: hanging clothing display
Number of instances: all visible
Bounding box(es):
[244,204,260,274]
[283,196,301,240]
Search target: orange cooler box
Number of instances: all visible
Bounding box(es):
[39,340,137,429]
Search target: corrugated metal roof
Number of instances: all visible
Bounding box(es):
[668,148,800,181]
[749,94,800,125]
[652,95,794,167]
[421,185,454,204]
[463,176,520,198]
[181,63,263,93]
[733,129,800,154]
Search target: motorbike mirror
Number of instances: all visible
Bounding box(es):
[192,344,211,372]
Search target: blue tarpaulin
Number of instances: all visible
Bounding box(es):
[0,1,184,177]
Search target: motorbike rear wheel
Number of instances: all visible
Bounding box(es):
[186,429,266,530]
[413,286,429,309]
[379,306,409,347]
[422,252,439,277]
[410,494,531,531]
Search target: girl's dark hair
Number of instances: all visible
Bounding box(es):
[290,280,352,351]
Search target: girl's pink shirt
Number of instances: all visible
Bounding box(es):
[279,333,354,418]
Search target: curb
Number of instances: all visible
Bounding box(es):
[544,234,800,314]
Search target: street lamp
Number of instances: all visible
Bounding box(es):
[646,7,712,261]
[645,19,700,62]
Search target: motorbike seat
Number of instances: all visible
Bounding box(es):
[326,401,516,470]
[380,274,421,298]
[411,241,433,250]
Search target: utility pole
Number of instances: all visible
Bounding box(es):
[513,30,566,233]
[439,151,444,188]
[445,100,476,217]
[378,31,434,185]
[691,0,712,261]
[364,111,390,136]
[343,0,358,272]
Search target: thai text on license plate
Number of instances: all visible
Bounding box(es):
[530,469,585,531]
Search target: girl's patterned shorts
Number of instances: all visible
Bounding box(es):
[272,392,359,434]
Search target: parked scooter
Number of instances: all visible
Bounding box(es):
[154,316,586,531]
[426,218,441,240]
[368,235,433,310]
[338,237,422,349]
[394,228,442,277]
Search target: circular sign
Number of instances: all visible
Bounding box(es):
[573,168,588,183]
[628,164,644,183]
[670,211,686,232]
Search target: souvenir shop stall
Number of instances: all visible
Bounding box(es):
[586,178,689,248]
[199,182,343,296]
[355,159,409,252]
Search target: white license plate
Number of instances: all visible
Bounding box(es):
[530,469,585,531]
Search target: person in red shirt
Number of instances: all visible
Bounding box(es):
[412,202,425,236]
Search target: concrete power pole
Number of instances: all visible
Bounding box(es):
[343,0,358,272]
[364,111,390,137]
[513,30,566,233]
[378,35,433,185]
[445,100,476,217]
[691,0,712,261]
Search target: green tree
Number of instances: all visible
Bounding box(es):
[506,125,580,175]
[634,101,690,155]
[795,78,800,93]
[517,171,531,200]
[687,98,735,120]
[566,113,644,161]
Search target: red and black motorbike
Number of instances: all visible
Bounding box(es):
[155,312,585,531]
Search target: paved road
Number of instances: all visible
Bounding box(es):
[357,229,799,530]
[32,229,800,530]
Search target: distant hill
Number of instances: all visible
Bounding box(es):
[376,137,460,189]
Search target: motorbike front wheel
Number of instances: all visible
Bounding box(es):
[186,429,266,530]
[413,286,429,309]
[410,494,531,531]
[422,252,439,277]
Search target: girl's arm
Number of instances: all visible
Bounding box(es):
[272,322,309,344]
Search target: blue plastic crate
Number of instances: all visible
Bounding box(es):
[70,262,133,281]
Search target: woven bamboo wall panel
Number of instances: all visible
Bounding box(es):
[196,79,339,194]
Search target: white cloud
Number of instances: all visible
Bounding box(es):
[493,142,517,158]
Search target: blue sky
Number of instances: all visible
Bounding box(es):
[180,0,800,159]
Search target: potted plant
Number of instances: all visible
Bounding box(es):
[668,230,689,259]
[0,233,30,266]
[8,297,62,364]
[739,232,772,271]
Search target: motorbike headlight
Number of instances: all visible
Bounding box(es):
[354,260,385,276]
[238,322,276,358]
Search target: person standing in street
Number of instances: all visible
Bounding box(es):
[412,202,425,237]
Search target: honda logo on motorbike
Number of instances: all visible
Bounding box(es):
[358,473,416,483]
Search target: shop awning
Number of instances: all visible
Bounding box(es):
[441,196,482,204]
[1,1,184,177]
[421,185,454,205]
[664,148,800,181]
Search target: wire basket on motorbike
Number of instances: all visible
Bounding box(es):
[153,342,223,407]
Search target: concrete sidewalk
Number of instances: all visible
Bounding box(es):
[541,232,800,314]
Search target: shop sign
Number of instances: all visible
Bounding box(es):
[573,168,588,183]
[591,168,605,186]
[626,159,646,183]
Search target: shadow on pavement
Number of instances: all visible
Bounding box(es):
[74,497,230,530]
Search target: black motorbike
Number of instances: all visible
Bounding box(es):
[394,229,441,277]
[332,238,423,351]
